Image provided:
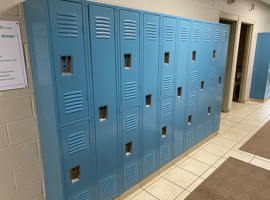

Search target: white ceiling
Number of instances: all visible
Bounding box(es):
[260,0,270,6]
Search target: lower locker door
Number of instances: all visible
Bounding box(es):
[121,107,140,190]
[61,121,93,200]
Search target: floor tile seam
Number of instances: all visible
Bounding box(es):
[140,176,162,191]
[162,176,187,190]
[173,189,190,200]
[140,188,161,200]
[254,156,270,163]
[176,164,212,178]
[200,145,230,157]
[187,155,220,167]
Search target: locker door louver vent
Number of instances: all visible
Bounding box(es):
[68,131,86,155]
[190,71,198,84]
[124,20,136,40]
[211,67,217,79]
[145,153,154,170]
[95,16,111,39]
[165,25,175,41]
[102,176,115,195]
[56,12,78,38]
[197,126,204,140]
[175,137,183,152]
[162,103,171,118]
[194,28,201,42]
[181,27,189,41]
[161,145,169,160]
[126,163,137,181]
[209,88,214,97]
[73,190,89,200]
[125,82,137,100]
[125,114,137,132]
[224,31,229,42]
[186,131,194,148]
[64,91,84,114]
[215,30,220,42]
[163,76,173,91]
[146,23,158,41]
[188,95,196,109]
[205,29,211,42]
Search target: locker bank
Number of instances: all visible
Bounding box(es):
[23,0,229,199]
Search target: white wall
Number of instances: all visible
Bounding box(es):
[0,0,269,200]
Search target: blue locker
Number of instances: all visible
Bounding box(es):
[161,17,177,97]
[159,97,174,166]
[173,19,190,157]
[187,21,203,90]
[220,24,230,76]
[142,13,160,177]
[121,107,140,190]
[209,24,221,85]
[61,122,93,200]
[119,10,140,108]
[49,0,89,124]
[89,5,119,199]
[185,89,199,150]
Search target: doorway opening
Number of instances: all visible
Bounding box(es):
[219,15,253,112]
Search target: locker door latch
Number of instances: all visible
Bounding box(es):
[69,165,80,184]
[60,55,72,75]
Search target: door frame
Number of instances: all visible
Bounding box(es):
[219,12,254,112]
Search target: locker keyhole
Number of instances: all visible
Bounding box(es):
[177,87,182,98]
[188,115,192,125]
[164,52,170,65]
[218,77,222,85]
[162,126,167,138]
[60,55,72,75]
[124,54,132,69]
[99,106,108,122]
[201,81,204,90]
[192,51,196,62]
[213,50,216,60]
[69,165,80,184]
[208,106,211,115]
[125,142,132,156]
[145,94,152,107]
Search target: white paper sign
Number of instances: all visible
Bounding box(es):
[0,20,28,91]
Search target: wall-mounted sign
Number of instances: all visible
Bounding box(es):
[0,20,28,91]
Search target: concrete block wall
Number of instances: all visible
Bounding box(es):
[0,0,45,200]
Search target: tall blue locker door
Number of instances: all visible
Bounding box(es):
[89,5,119,199]
[119,10,140,108]
[209,24,221,85]
[160,97,174,166]
[173,19,190,157]
[121,107,140,190]
[142,13,160,177]
[187,21,203,90]
[214,75,225,132]
[161,17,177,97]
[185,89,199,150]
[61,122,93,200]
[48,0,89,125]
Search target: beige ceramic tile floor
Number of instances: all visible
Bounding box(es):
[123,100,270,200]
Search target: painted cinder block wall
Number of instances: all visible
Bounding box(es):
[0,0,269,200]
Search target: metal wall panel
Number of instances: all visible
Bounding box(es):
[119,10,140,108]
[89,5,119,199]
[49,1,89,124]
[142,13,160,177]
[61,122,93,200]
[161,17,177,97]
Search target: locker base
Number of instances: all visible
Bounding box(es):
[249,97,270,103]
[114,130,220,200]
